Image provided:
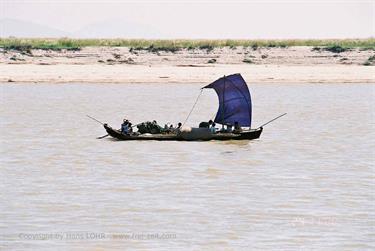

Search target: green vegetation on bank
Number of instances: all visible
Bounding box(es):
[0,38,374,51]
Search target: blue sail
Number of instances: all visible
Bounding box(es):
[203,73,252,127]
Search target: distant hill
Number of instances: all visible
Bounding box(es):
[0,18,70,38]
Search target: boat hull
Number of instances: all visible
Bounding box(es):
[104,124,262,141]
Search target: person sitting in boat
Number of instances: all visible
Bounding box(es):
[164,123,175,133]
[167,124,175,133]
[218,123,231,133]
[121,119,129,134]
[176,122,182,131]
[227,124,233,133]
[128,122,133,134]
[233,121,242,133]
[210,122,217,133]
[167,123,178,133]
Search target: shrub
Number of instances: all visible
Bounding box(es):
[312,47,321,51]
[199,45,214,52]
[367,55,375,61]
[242,58,253,64]
[324,45,349,53]
[147,45,179,53]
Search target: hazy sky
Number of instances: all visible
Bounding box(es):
[1,0,374,38]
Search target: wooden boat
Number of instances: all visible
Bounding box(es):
[104,123,263,141]
[102,73,271,141]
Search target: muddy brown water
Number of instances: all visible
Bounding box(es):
[1,83,374,250]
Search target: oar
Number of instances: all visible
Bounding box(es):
[86,115,104,125]
[87,115,109,139]
[257,113,287,129]
[97,134,109,139]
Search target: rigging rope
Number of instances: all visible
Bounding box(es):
[182,89,203,127]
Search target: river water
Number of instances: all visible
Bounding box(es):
[1,83,374,250]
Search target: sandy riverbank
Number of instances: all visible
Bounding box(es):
[1,46,374,83]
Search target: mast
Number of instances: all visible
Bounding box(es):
[222,75,226,129]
